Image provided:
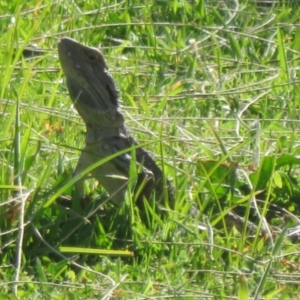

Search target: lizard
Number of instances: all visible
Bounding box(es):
[57,37,174,210]
[57,39,300,242]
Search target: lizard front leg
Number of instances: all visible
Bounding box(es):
[73,141,154,206]
[90,139,155,206]
[73,147,93,199]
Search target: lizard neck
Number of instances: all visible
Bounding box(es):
[85,124,128,143]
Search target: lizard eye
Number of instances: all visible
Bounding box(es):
[87,53,97,61]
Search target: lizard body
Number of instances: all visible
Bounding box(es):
[58,38,174,208]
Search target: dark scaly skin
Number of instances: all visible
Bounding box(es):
[58,38,174,209]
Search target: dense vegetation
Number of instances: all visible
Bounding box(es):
[1,0,300,298]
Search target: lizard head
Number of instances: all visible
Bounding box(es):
[58,37,123,127]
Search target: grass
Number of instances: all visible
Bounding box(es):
[1,0,300,298]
